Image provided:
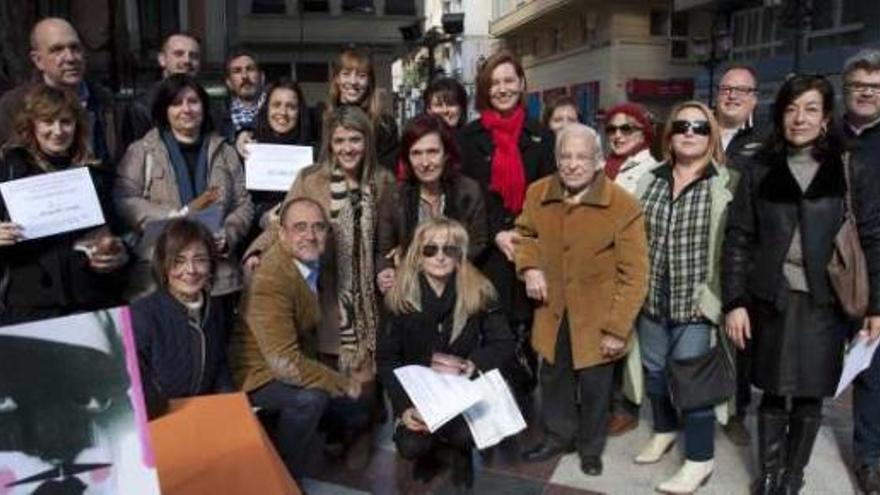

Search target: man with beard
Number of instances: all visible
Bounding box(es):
[0,18,123,169]
[221,50,266,144]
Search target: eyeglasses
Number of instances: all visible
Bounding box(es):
[286,221,330,235]
[718,85,757,96]
[845,82,880,95]
[421,244,463,259]
[671,120,711,136]
[604,124,642,136]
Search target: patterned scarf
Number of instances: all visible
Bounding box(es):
[230,92,266,131]
[480,106,527,214]
[328,165,378,371]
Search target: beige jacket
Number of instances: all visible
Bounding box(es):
[114,129,254,297]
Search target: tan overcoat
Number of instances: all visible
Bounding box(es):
[514,173,648,370]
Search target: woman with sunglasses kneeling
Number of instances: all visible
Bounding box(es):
[377,217,515,492]
[633,102,739,493]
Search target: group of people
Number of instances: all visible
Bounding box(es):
[2,15,880,495]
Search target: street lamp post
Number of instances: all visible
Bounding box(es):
[691,19,732,106]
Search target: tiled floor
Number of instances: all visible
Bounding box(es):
[299,390,860,494]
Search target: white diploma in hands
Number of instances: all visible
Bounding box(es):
[0,167,105,240]
[393,366,526,449]
[835,335,880,399]
[245,143,313,192]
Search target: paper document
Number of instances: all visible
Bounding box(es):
[462,370,527,449]
[0,167,105,240]
[245,143,313,192]
[393,366,526,449]
[142,204,225,246]
[835,336,880,398]
[393,365,483,432]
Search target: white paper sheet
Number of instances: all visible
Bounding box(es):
[462,370,527,449]
[393,365,483,432]
[0,167,105,240]
[245,143,313,192]
[835,335,880,398]
[393,366,526,448]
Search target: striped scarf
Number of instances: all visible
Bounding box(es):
[641,167,712,323]
[329,166,378,371]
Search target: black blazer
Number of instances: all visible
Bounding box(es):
[131,289,234,401]
[0,147,123,325]
[722,147,880,313]
[376,298,516,417]
[457,118,555,237]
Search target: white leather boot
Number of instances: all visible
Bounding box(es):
[656,459,714,494]
[634,432,677,464]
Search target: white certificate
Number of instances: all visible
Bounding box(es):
[245,143,313,192]
[0,167,105,240]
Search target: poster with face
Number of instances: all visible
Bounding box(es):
[0,308,160,495]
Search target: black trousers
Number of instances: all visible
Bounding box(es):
[540,316,615,457]
[393,416,473,459]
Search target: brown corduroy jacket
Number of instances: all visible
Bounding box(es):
[228,241,351,395]
[514,173,649,370]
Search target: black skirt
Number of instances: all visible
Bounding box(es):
[750,291,847,398]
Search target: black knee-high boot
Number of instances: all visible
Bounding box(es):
[752,408,788,495]
[780,412,821,494]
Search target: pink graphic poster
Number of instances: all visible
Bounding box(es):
[0,307,161,494]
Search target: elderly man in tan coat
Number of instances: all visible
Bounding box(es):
[516,123,649,476]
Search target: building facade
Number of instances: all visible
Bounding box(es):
[490,0,701,125]
[393,0,495,123]
[235,0,421,107]
[675,0,880,119]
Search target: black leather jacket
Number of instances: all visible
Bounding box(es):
[722,147,880,314]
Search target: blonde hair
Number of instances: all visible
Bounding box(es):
[386,218,497,342]
[661,100,726,168]
[327,48,383,126]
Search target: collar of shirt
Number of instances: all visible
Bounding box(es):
[846,114,880,137]
[294,259,318,281]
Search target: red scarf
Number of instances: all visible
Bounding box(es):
[604,144,648,181]
[481,106,526,214]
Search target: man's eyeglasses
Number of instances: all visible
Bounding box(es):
[286,221,329,235]
[604,124,642,136]
[671,120,711,136]
[421,244,463,260]
[718,85,757,97]
[845,82,880,95]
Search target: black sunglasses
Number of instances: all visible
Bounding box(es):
[422,244,463,259]
[671,120,711,136]
[605,123,642,136]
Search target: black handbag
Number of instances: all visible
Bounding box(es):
[666,326,736,411]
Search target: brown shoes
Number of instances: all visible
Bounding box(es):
[607,412,638,437]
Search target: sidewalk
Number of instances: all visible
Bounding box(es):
[302,391,859,494]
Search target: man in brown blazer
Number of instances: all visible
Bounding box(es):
[229,197,363,478]
[516,123,649,476]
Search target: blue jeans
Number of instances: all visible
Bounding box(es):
[854,344,880,465]
[638,313,715,461]
[249,380,330,478]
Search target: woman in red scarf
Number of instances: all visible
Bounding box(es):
[458,50,555,397]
